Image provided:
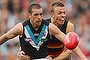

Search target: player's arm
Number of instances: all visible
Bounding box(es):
[52,22,74,60]
[17,47,52,60]
[17,23,65,60]
[53,22,85,60]
[17,47,30,60]
[74,47,88,60]
[49,23,65,43]
[53,48,72,60]
[0,23,23,45]
[67,22,88,60]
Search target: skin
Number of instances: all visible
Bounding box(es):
[51,3,88,60]
[0,7,67,60]
[28,8,43,30]
[17,2,88,60]
[50,5,73,60]
[51,7,66,26]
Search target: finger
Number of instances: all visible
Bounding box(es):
[45,55,52,59]
[19,56,30,60]
[18,54,30,60]
[20,55,30,59]
[20,51,25,55]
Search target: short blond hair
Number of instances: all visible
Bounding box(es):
[50,1,65,12]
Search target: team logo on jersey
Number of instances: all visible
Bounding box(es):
[40,31,47,42]
[25,38,32,42]
[41,38,47,42]
[34,33,39,36]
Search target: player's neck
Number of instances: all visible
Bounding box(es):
[30,20,40,31]
[51,18,56,24]
[57,24,62,29]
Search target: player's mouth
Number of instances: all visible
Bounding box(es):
[60,18,64,21]
[36,19,42,22]
[58,18,65,24]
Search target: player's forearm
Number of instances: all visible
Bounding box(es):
[53,55,66,60]
[53,49,72,60]
[49,23,65,43]
[54,31,65,43]
[0,34,9,45]
[74,47,88,60]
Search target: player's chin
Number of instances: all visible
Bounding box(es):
[58,22,64,25]
[36,22,41,25]
[59,20,64,24]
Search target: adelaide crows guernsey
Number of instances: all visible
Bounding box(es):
[47,18,69,58]
[19,20,50,60]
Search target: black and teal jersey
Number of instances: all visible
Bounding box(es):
[19,19,50,60]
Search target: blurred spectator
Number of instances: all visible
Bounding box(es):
[0,0,20,60]
[77,9,90,60]
[0,0,90,60]
[20,0,30,20]
[6,36,20,60]
[0,0,9,35]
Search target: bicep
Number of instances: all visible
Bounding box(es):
[49,23,65,43]
[5,23,23,39]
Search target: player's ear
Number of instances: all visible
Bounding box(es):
[28,13,31,18]
[51,12,54,18]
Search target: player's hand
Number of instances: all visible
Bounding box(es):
[45,55,52,60]
[17,50,30,60]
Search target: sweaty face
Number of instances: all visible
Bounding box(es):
[29,8,43,26]
[53,7,66,25]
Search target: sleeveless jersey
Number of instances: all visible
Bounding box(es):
[19,20,50,60]
[46,18,69,58]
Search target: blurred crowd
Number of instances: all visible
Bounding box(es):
[0,0,90,60]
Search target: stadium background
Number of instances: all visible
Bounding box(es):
[0,0,90,60]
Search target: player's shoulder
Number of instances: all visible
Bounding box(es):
[66,20,74,33]
[49,23,57,29]
[15,22,22,27]
[22,20,29,26]
[67,20,74,28]
[14,22,23,31]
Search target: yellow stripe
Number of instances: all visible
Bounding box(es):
[66,21,70,34]
[51,18,53,23]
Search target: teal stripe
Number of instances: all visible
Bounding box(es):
[25,25,37,44]
[25,25,47,45]
[37,25,46,45]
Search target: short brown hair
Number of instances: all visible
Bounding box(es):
[28,3,42,14]
[51,1,65,12]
